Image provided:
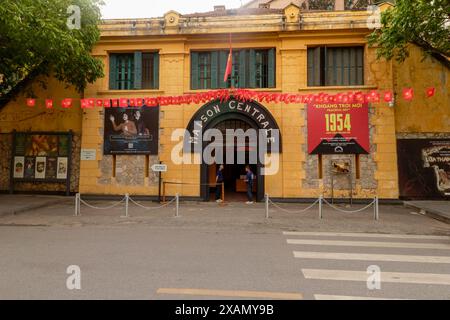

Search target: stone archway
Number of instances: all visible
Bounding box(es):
[185,98,282,202]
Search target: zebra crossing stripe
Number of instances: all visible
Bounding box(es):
[293,251,450,264]
[302,269,450,285]
[287,239,450,250]
[283,232,450,240]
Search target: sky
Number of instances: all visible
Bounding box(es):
[100,0,246,19]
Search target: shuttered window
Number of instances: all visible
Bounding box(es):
[307,46,364,87]
[109,52,159,90]
[191,48,276,90]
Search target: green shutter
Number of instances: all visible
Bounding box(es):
[109,54,117,90]
[268,48,275,88]
[238,50,246,88]
[191,52,199,90]
[134,51,142,90]
[219,51,228,88]
[211,51,219,89]
[153,53,159,89]
[249,49,256,88]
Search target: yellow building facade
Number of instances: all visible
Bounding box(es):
[1,2,448,200]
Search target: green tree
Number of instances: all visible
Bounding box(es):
[368,0,450,68]
[0,0,104,102]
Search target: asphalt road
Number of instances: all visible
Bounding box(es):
[1,224,449,300]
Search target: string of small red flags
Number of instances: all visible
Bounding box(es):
[25,87,435,109]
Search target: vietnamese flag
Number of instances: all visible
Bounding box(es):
[403,88,414,101]
[426,87,435,98]
[383,91,393,102]
[26,99,36,107]
[62,98,73,108]
[45,99,53,109]
[223,34,233,82]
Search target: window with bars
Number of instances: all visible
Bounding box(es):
[191,48,276,90]
[109,52,159,90]
[307,46,364,87]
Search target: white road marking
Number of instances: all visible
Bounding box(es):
[293,251,450,264]
[156,288,303,300]
[314,294,407,300]
[302,269,450,285]
[287,239,450,250]
[283,232,450,240]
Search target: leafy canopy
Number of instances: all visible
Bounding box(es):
[368,0,450,68]
[0,0,104,96]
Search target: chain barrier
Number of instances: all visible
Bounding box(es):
[79,197,126,210]
[128,196,176,210]
[322,198,375,213]
[265,194,379,220]
[268,198,320,214]
[74,193,180,217]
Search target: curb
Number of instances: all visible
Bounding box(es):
[404,202,450,224]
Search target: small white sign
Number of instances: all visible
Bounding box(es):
[81,149,97,161]
[151,164,167,172]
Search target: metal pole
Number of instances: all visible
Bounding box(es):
[319,195,323,220]
[221,183,225,203]
[163,182,166,203]
[375,196,379,221]
[175,193,180,217]
[124,193,129,218]
[74,193,79,216]
[265,194,269,219]
[158,161,162,203]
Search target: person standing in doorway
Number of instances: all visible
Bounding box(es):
[245,165,254,204]
[216,165,224,203]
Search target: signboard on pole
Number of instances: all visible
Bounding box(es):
[307,102,370,154]
[151,164,167,172]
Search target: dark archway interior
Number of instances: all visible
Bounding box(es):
[208,119,258,202]
[200,113,265,202]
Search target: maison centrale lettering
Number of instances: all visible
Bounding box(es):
[185,98,282,153]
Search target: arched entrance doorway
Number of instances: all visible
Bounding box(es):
[185,98,282,202]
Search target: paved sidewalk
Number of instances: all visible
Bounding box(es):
[0,195,449,236]
[0,194,72,216]
[405,201,450,224]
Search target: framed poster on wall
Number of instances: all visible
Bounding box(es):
[397,139,450,199]
[307,102,370,154]
[10,131,73,196]
[103,105,159,155]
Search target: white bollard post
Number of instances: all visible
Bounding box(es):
[124,194,129,218]
[265,194,269,219]
[74,193,79,216]
[375,196,379,221]
[319,195,323,220]
[175,193,180,217]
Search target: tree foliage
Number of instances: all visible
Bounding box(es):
[0,0,104,98]
[368,0,450,68]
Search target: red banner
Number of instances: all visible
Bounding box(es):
[307,102,370,154]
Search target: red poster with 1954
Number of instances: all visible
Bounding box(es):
[307,102,370,154]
